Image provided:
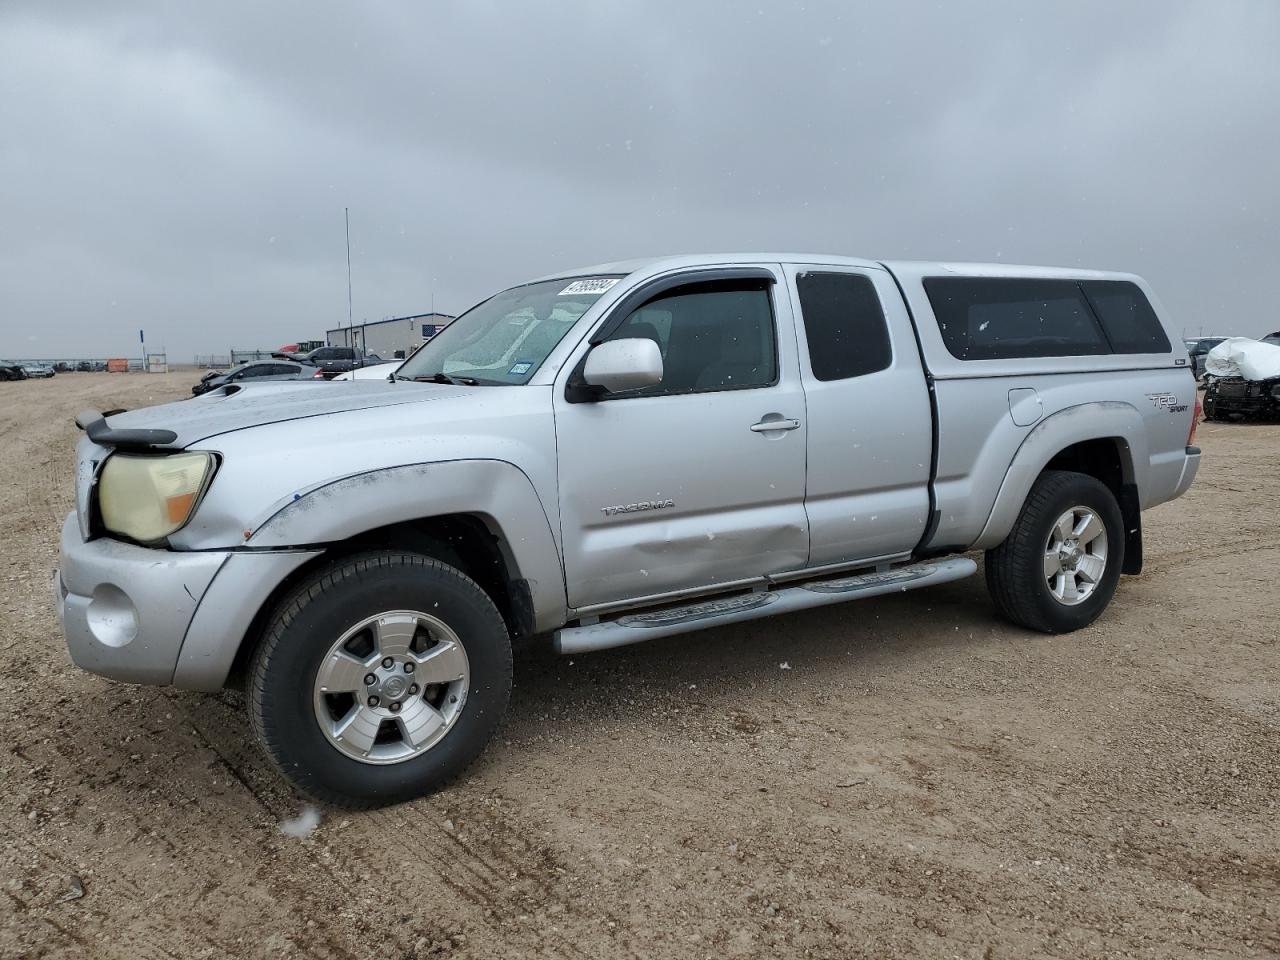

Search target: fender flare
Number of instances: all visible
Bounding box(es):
[972,401,1147,551]
[247,459,567,632]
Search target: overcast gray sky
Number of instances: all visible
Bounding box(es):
[2,1,1277,359]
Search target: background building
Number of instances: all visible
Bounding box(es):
[326,312,455,359]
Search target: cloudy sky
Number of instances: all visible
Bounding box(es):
[2,1,1277,359]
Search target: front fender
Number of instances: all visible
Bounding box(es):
[247,459,567,632]
[972,402,1147,550]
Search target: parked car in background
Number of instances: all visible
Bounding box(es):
[191,359,323,395]
[59,253,1200,806]
[20,362,55,378]
[303,346,383,378]
[0,360,27,381]
[1185,337,1227,380]
[332,361,401,381]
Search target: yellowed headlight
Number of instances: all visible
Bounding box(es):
[98,452,214,543]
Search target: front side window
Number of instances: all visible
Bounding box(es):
[602,279,777,397]
[398,276,622,385]
[924,278,1110,360]
[796,271,892,381]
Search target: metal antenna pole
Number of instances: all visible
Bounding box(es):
[345,207,354,344]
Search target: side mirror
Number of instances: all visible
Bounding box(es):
[582,338,663,395]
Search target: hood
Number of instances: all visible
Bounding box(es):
[104,380,470,448]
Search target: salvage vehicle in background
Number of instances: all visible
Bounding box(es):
[57,253,1200,807]
[20,361,55,378]
[304,346,383,378]
[1185,336,1227,380]
[191,359,323,395]
[0,360,27,381]
[1202,337,1280,421]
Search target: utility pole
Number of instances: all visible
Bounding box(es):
[345,207,354,349]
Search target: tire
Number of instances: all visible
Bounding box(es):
[248,551,512,808]
[985,470,1125,634]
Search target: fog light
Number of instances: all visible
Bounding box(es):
[87,584,138,648]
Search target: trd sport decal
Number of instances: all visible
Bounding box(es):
[1146,393,1188,413]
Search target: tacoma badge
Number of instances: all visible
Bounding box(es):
[601,499,675,517]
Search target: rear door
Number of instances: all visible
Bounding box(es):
[785,265,933,566]
[554,267,810,610]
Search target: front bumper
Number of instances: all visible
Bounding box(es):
[55,512,320,689]
[55,513,227,684]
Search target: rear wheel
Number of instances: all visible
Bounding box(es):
[248,551,512,807]
[985,470,1124,633]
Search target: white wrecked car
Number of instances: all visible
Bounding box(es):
[1203,337,1280,420]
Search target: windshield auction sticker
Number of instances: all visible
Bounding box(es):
[558,278,620,296]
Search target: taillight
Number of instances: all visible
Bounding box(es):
[313,370,325,378]
[1188,390,1202,446]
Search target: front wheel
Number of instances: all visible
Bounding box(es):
[248,551,512,807]
[985,470,1125,633]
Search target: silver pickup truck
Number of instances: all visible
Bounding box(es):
[56,254,1201,806]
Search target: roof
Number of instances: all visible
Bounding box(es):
[530,252,884,283]
[531,253,1139,284]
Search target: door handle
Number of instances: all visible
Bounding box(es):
[750,417,801,433]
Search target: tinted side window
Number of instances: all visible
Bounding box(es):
[1080,281,1171,353]
[606,280,777,396]
[924,278,1109,360]
[796,272,892,380]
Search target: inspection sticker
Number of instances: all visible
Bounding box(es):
[558,278,620,296]
[508,361,533,376]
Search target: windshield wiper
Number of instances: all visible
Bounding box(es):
[413,372,479,386]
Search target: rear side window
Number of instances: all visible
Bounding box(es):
[1080,280,1171,354]
[925,278,1109,360]
[925,277,1172,360]
[796,272,892,380]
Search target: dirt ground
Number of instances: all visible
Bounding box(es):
[0,372,1276,960]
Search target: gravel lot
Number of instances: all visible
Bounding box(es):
[1,372,1276,959]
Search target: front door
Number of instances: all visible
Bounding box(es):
[554,268,810,611]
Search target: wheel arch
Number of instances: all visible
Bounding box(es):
[973,402,1147,569]
[246,459,566,627]
[222,512,542,690]
[181,460,567,692]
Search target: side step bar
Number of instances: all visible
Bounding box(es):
[553,556,977,655]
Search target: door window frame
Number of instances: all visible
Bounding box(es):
[564,266,782,403]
